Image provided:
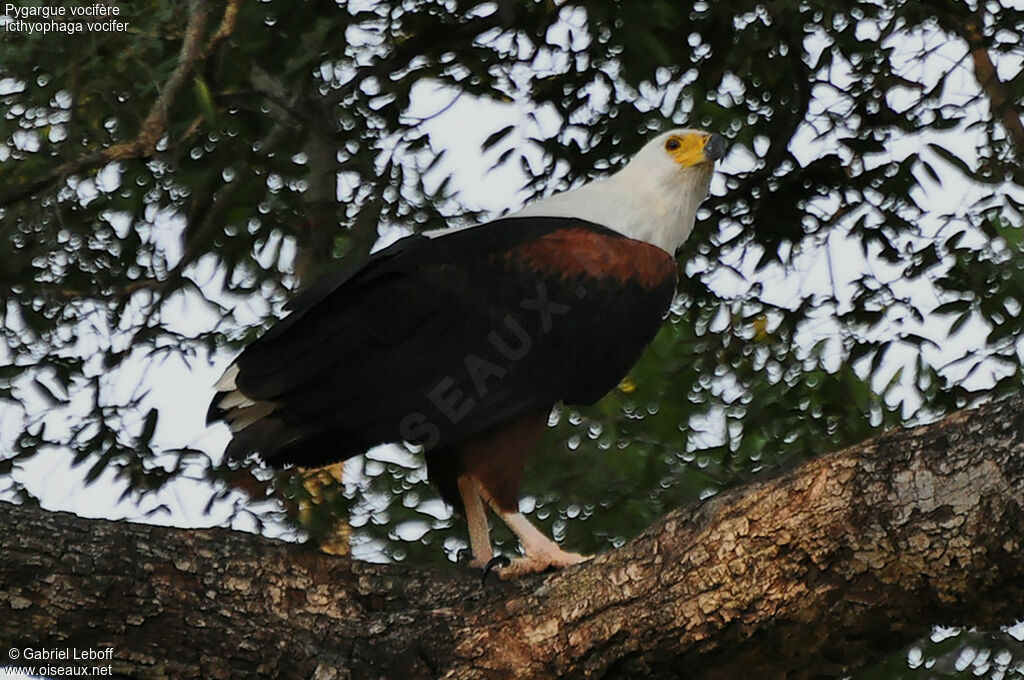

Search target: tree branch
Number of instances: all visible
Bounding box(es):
[963,14,1024,153]
[0,0,246,209]
[2,396,1023,679]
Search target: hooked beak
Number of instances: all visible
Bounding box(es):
[704,133,727,162]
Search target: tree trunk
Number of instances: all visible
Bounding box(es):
[2,396,1023,679]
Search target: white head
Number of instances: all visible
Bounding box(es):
[514,128,725,253]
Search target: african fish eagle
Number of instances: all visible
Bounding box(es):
[208,128,726,577]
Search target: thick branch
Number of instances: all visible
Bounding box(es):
[2,396,1023,679]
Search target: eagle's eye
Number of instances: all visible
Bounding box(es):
[665,138,681,151]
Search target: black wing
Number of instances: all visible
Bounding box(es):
[210,216,676,468]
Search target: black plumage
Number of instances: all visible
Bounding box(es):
[209,216,677,477]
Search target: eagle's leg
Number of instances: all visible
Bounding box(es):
[468,482,589,579]
[451,411,588,578]
[493,508,591,578]
[457,475,494,568]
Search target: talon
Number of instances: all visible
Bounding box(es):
[481,554,512,585]
[456,547,473,564]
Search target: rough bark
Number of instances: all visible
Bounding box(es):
[2,396,1023,679]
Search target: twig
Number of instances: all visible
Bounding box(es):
[206,0,242,55]
[0,0,235,208]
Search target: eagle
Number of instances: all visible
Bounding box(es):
[208,128,725,577]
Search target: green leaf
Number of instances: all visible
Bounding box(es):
[193,76,217,125]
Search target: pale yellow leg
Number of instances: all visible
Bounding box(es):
[457,475,494,567]
[470,484,590,579]
[491,509,591,578]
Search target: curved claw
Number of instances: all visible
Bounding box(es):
[481,554,512,585]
